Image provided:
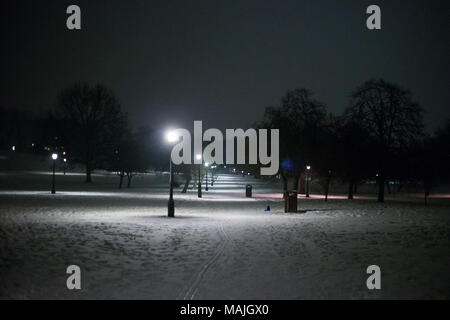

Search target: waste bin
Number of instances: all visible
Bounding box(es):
[284,191,298,213]
[246,184,252,197]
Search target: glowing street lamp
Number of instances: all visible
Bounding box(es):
[196,154,202,198]
[63,158,67,175]
[51,153,58,194]
[305,165,311,198]
[166,131,178,217]
[167,131,178,143]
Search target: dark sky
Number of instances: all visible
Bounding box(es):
[1,0,449,132]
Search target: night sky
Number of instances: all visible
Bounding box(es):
[1,0,449,132]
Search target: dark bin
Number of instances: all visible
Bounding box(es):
[284,191,298,213]
[246,184,252,197]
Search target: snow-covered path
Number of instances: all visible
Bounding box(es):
[0,173,449,299]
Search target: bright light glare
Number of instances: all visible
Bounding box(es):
[205,162,209,167]
[196,154,202,160]
[63,158,67,162]
[167,131,178,143]
[306,165,311,170]
[52,153,58,160]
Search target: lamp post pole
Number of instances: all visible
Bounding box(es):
[166,130,179,217]
[198,164,202,198]
[51,153,58,194]
[205,167,208,191]
[52,160,56,194]
[305,165,311,198]
[168,159,175,217]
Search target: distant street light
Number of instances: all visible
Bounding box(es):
[63,158,67,175]
[51,153,58,194]
[196,154,202,198]
[166,131,178,217]
[305,165,311,198]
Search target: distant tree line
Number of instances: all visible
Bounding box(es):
[0,83,165,188]
[260,78,450,202]
[1,79,449,200]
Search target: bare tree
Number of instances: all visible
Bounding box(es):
[345,79,423,202]
[261,88,327,195]
[57,83,125,182]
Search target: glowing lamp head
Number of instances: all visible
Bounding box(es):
[196,154,202,161]
[306,165,311,170]
[63,158,67,163]
[52,153,58,160]
[167,131,178,143]
[205,162,209,167]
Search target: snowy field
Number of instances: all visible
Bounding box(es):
[0,170,449,299]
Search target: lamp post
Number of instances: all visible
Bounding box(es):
[167,131,178,217]
[211,165,215,186]
[196,154,202,198]
[205,162,209,191]
[63,158,67,175]
[305,165,311,198]
[51,153,58,194]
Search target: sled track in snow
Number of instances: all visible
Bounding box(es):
[178,223,230,300]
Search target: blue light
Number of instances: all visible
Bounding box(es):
[281,160,293,170]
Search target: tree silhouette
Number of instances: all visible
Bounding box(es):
[332,116,375,199]
[345,79,424,202]
[261,88,327,194]
[57,83,126,182]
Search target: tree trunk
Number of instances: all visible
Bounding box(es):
[299,173,306,194]
[377,174,385,202]
[348,180,354,199]
[86,163,92,183]
[281,171,287,198]
[324,172,331,202]
[118,173,124,189]
[424,179,431,206]
[127,173,133,188]
[181,174,191,193]
[296,174,301,194]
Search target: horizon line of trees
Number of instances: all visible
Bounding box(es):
[259,79,450,203]
[1,79,449,201]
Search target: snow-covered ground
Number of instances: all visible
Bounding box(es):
[0,171,449,299]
